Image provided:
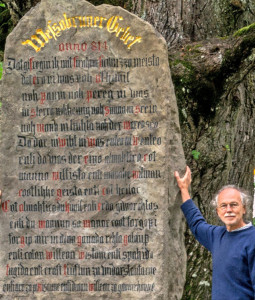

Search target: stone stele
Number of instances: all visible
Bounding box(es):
[0,0,186,299]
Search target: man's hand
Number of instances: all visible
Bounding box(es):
[174,166,192,202]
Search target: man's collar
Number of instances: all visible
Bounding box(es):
[227,222,252,232]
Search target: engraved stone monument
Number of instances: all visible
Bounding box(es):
[0,0,186,298]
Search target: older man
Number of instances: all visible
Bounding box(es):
[175,166,255,300]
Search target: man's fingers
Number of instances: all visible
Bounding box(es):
[186,167,192,183]
[186,166,191,176]
[174,171,180,179]
[175,167,192,184]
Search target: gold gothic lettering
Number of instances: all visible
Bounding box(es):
[22,13,142,52]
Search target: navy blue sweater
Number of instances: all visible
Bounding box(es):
[181,199,255,300]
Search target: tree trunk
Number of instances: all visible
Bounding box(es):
[130,0,255,47]
[170,32,255,298]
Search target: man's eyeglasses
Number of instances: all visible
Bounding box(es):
[218,203,240,211]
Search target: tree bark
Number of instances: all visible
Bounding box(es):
[130,0,255,47]
[170,31,255,298]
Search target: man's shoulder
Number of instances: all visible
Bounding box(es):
[237,226,255,252]
[232,225,255,240]
[244,225,255,235]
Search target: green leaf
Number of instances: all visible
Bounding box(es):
[225,144,230,151]
[0,3,5,8]
[191,150,200,160]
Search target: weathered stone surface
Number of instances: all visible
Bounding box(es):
[0,0,186,298]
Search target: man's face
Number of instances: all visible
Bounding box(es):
[216,188,246,231]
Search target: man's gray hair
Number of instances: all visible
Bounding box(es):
[211,185,252,215]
